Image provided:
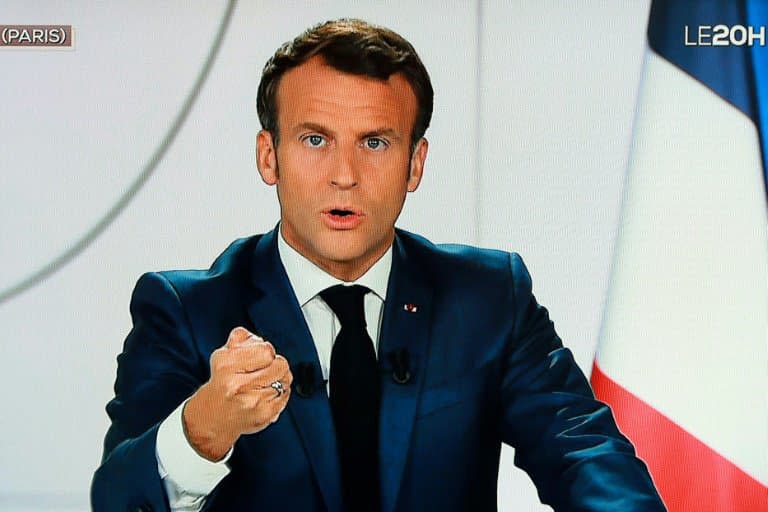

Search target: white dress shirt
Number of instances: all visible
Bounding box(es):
[155,229,392,511]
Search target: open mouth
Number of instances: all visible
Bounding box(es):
[322,207,364,229]
[324,206,362,217]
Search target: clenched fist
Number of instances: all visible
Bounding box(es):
[182,327,293,461]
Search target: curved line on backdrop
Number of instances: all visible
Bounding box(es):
[0,0,238,305]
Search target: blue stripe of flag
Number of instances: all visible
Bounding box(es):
[647,0,767,191]
[748,0,768,186]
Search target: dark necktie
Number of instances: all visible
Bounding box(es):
[320,284,381,512]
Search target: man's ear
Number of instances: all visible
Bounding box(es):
[407,137,428,192]
[256,130,278,185]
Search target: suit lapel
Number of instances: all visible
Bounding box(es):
[245,228,343,512]
[378,233,434,512]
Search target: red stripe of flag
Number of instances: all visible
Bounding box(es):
[591,362,767,511]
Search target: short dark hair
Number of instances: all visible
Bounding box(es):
[257,18,434,147]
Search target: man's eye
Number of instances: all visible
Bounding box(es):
[364,137,388,151]
[303,135,326,147]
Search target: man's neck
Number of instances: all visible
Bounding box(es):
[279,228,394,282]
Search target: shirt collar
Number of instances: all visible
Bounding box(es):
[277,225,392,307]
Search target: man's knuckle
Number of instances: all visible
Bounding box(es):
[237,393,257,411]
[224,380,242,398]
[260,342,276,358]
[252,408,270,425]
[274,356,289,372]
[249,395,263,410]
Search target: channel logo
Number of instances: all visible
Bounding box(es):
[684,24,766,46]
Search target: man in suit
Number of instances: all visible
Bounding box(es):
[92,19,666,512]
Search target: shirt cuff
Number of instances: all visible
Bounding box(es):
[156,399,232,494]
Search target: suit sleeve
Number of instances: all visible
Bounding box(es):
[499,253,666,512]
[91,272,211,512]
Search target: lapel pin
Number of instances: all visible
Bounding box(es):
[403,303,418,313]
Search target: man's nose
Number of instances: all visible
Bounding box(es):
[329,145,358,189]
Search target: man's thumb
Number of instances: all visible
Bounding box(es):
[226,326,259,348]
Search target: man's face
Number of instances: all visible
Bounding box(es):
[257,56,428,281]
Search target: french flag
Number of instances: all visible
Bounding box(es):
[591,1,767,511]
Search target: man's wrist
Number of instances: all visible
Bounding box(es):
[182,389,236,462]
[156,399,232,495]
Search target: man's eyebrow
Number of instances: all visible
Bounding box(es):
[294,122,333,135]
[360,128,402,141]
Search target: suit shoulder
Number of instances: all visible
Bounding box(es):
[396,229,526,282]
[144,234,262,294]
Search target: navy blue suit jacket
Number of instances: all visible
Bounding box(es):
[92,227,665,511]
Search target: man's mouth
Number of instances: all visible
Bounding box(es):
[322,207,364,229]
[324,206,362,217]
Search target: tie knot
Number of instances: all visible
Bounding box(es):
[320,284,369,329]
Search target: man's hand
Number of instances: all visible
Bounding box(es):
[182,327,293,461]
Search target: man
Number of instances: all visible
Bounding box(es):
[92,19,666,512]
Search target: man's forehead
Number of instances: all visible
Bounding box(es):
[274,56,418,130]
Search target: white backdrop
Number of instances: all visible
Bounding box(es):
[0,1,650,510]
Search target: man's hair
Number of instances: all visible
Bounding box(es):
[257,18,434,148]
